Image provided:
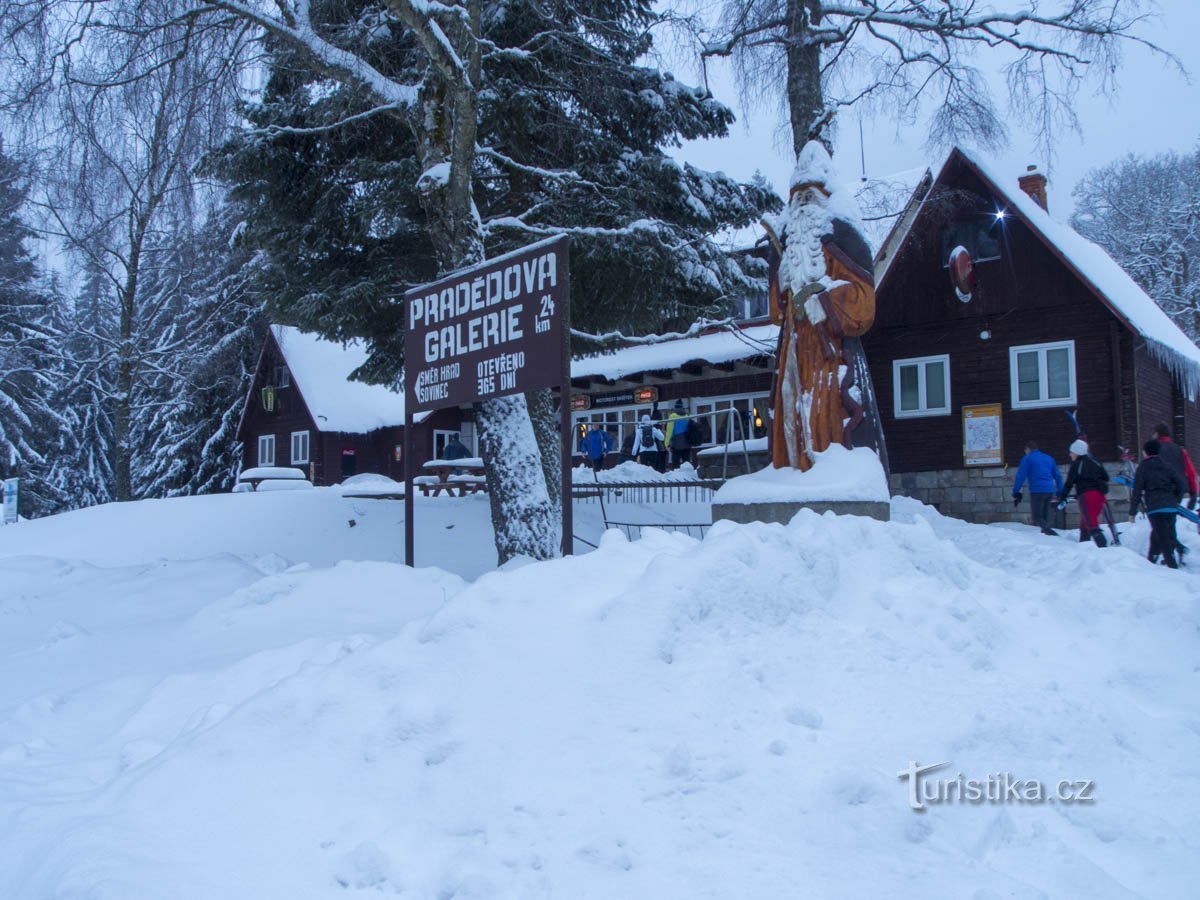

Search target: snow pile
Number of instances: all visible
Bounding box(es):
[713,445,889,504]
[0,488,499,575]
[335,474,405,496]
[2,496,1200,896]
[572,461,704,483]
[696,436,768,457]
[272,325,429,433]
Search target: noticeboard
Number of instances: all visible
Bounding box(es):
[963,403,1003,466]
[404,235,569,413]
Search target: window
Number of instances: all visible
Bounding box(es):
[257,434,275,467]
[274,366,291,388]
[434,430,468,459]
[1009,341,1076,409]
[291,430,310,465]
[893,355,951,418]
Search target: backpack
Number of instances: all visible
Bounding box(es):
[640,424,655,452]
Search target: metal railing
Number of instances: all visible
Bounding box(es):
[571,480,723,505]
[603,521,710,541]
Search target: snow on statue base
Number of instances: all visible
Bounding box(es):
[711,446,891,524]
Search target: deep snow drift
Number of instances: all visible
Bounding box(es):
[1,493,1199,898]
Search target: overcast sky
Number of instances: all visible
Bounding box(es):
[674,0,1200,224]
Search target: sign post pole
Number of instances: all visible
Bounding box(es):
[404,410,415,566]
[560,259,573,557]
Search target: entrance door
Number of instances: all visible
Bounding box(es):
[340,448,357,478]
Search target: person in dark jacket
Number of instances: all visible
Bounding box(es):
[1152,424,1198,507]
[583,423,611,472]
[1130,439,1188,568]
[1011,440,1064,535]
[1059,439,1110,547]
[442,435,471,461]
[1152,424,1197,564]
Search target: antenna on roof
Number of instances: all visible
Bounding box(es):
[858,115,867,182]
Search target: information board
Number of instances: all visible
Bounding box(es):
[962,403,1003,466]
[404,235,569,413]
[2,478,18,524]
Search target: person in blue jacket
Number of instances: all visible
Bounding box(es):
[1012,440,1064,535]
[583,422,612,472]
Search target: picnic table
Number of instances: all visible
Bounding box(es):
[234,466,312,492]
[418,457,487,497]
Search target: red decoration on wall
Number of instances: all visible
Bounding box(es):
[948,245,975,303]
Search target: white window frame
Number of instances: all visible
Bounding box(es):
[290,430,310,465]
[892,354,952,419]
[433,429,467,459]
[258,434,276,467]
[1009,340,1077,409]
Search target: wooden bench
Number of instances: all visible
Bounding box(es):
[418,459,487,497]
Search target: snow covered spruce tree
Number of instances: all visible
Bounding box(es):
[199,0,776,561]
[0,141,69,517]
[134,206,265,498]
[703,1,1164,158]
[1072,147,1200,343]
[52,262,118,510]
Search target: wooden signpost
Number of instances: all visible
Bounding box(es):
[403,235,572,565]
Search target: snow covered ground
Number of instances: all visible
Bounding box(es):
[1,491,1199,897]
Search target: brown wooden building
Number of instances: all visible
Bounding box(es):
[236,325,465,485]
[569,322,777,468]
[863,147,1200,522]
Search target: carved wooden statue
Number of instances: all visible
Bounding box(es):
[764,142,887,472]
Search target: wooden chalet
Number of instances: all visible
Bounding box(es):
[236,325,465,485]
[863,147,1200,523]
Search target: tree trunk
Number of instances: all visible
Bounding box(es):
[526,386,562,510]
[475,394,560,563]
[786,0,829,154]
[409,0,558,564]
[112,241,141,503]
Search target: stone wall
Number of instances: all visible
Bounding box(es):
[889,463,1131,528]
[696,449,770,480]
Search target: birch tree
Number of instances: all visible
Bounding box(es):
[3,0,250,503]
[1072,147,1200,343]
[702,1,1167,163]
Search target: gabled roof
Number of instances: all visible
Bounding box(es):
[880,147,1200,397]
[571,322,778,384]
[270,325,426,433]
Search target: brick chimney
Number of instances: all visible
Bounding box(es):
[1018,164,1048,212]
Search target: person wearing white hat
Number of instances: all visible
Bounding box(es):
[631,413,665,472]
[1059,439,1111,546]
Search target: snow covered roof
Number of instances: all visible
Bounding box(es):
[271,325,427,433]
[883,147,1200,397]
[572,323,778,383]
